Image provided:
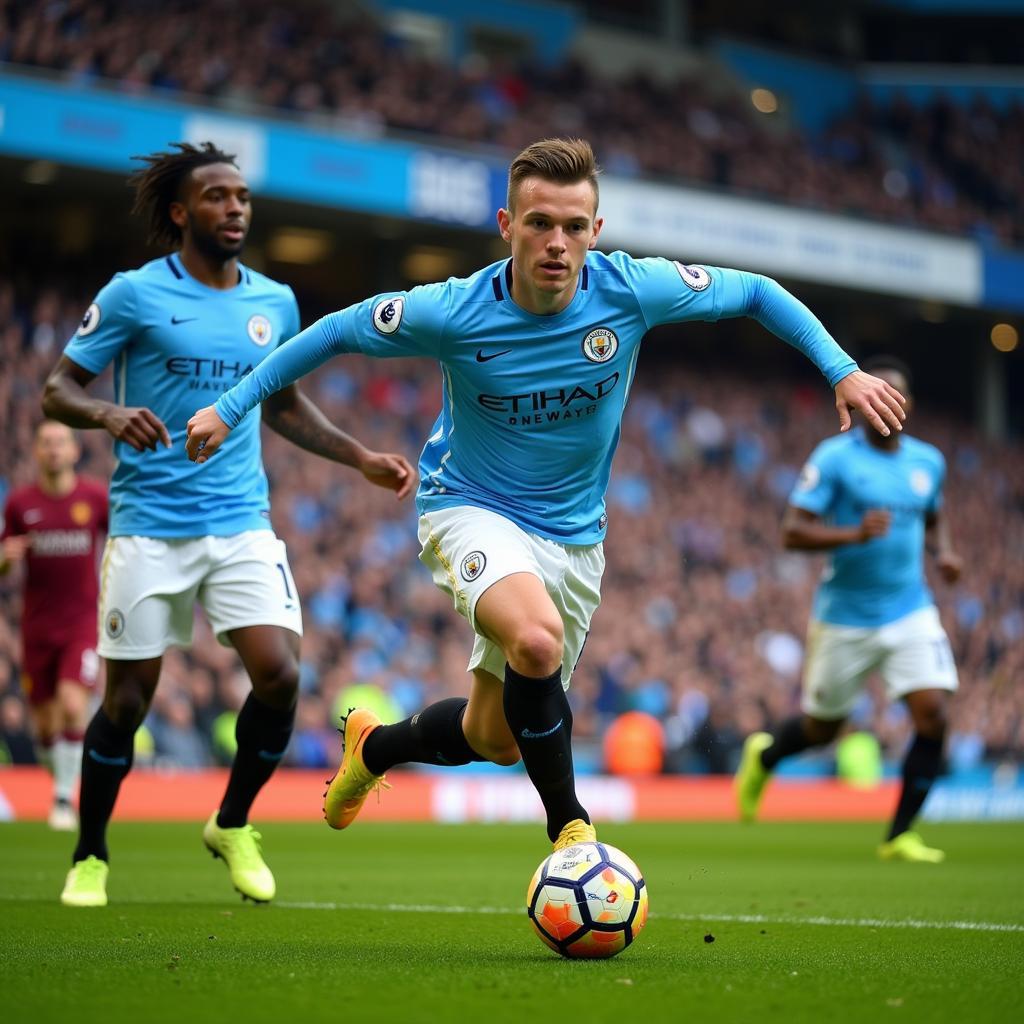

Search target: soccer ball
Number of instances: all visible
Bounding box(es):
[526,841,648,959]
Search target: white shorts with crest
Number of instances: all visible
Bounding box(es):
[417,506,604,690]
[97,530,303,660]
[801,605,958,720]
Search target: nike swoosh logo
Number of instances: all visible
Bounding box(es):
[520,719,563,740]
[171,316,197,325]
[88,750,129,766]
[476,349,511,362]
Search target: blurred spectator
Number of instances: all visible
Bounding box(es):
[2,0,1020,242]
[1,692,37,764]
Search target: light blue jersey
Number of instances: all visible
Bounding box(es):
[65,254,300,537]
[216,251,857,544]
[790,428,946,627]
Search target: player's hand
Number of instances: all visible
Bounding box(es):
[1,534,32,565]
[357,450,417,499]
[935,549,963,584]
[834,370,906,437]
[100,405,172,451]
[858,508,891,541]
[185,406,231,463]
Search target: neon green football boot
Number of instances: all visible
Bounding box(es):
[203,812,276,902]
[60,855,109,907]
[878,831,945,864]
[735,731,773,823]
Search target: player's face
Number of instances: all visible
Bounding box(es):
[498,177,603,314]
[34,422,79,475]
[173,163,251,261]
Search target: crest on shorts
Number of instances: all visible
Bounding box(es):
[909,468,932,496]
[460,551,486,582]
[247,314,273,346]
[105,608,125,639]
[581,327,618,363]
[77,303,101,337]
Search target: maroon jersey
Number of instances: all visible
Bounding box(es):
[2,477,108,644]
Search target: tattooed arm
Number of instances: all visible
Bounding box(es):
[261,385,415,499]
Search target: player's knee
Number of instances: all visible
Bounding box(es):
[106,686,150,731]
[505,621,564,677]
[914,702,947,740]
[250,657,300,710]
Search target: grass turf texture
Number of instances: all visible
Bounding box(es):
[2,821,1022,1024]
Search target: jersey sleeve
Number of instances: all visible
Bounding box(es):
[618,256,726,326]
[214,283,449,428]
[627,257,857,387]
[63,273,138,374]
[788,442,841,516]
[335,281,449,359]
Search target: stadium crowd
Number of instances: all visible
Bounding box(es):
[2,0,1022,244]
[1,277,1022,774]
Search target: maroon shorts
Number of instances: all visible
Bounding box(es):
[20,636,101,708]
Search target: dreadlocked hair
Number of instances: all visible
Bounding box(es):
[128,142,238,250]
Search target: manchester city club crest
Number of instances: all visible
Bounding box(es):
[105,608,126,639]
[581,326,619,363]
[460,551,487,582]
[247,314,273,346]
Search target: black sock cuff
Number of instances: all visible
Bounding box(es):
[89,707,136,749]
[240,693,296,727]
[903,733,944,776]
[504,665,563,692]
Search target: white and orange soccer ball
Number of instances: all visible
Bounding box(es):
[526,842,648,959]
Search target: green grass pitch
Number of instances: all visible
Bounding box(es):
[2,820,1022,1023]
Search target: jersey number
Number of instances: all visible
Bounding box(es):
[276,562,294,600]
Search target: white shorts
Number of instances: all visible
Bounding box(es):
[418,506,604,690]
[97,530,303,660]
[802,605,958,720]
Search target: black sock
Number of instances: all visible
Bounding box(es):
[218,694,295,829]
[362,698,486,774]
[888,733,943,841]
[502,665,588,843]
[761,716,816,772]
[73,708,135,863]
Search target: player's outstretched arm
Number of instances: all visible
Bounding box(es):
[262,385,416,499]
[926,508,963,584]
[713,272,906,433]
[782,505,891,551]
[42,356,171,451]
[185,406,231,463]
[833,370,906,437]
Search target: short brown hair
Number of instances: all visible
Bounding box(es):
[507,138,601,212]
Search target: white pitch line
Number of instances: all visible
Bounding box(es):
[276,901,1024,934]
[2,891,1020,933]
